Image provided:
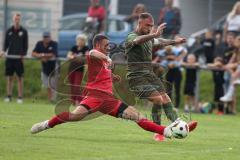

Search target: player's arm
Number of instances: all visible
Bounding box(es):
[89,49,110,62]
[153,37,186,50]
[132,23,167,45]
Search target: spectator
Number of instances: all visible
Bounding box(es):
[207,57,225,115]
[67,34,89,105]
[158,0,182,38]
[182,54,199,112]
[221,32,237,64]
[215,32,236,93]
[224,1,240,40]
[201,30,215,63]
[160,44,186,109]
[213,32,236,114]
[220,35,240,114]
[32,32,58,102]
[125,3,147,29]
[87,0,106,34]
[3,13,28,103]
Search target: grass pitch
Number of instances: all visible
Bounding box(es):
[0,100,240,160]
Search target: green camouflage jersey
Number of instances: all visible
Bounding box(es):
[125,32,154,79]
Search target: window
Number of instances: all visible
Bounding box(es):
[107,19,126,32]
[60,17,85,30]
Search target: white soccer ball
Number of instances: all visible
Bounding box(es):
[171,120,189,139]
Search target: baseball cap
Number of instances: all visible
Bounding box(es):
[43,31,51,37]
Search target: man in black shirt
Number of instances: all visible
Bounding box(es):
[3,13,28,103]
[32,32,58,102]
[201,31,215,63]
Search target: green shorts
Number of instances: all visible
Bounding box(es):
[127,72,166,99]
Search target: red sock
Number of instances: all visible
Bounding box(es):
[48,112,70,128]
[137,119,166,135]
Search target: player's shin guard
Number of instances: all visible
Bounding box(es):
[137,119,165,135]
[151,104,162,125]
[163,102,178,122]
[48,112,70,128]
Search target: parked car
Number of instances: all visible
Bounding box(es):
[58,13,131,57]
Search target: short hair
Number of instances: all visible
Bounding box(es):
[92,34,109,47]
[76,34,87,41]
[13,13,21,17]
[139,12,153,20]
[226,31,237,37]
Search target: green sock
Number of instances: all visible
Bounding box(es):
[163,102,178,122]
[151,104,162,125]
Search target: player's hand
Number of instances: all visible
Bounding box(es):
[112,74,121,82]
[106,56,112,65]
[175,36,186,44]
[154,23,166,37]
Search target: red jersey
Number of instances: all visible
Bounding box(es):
[86,50,113,94]
[88,6,106,21]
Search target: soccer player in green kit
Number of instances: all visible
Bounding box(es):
[125,12,197,141]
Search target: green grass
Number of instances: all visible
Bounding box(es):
[1,101,240,160]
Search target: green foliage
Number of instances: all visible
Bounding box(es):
[0,60,239,111]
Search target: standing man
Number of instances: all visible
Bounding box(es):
[125,13,197,141]
[32,32,58,102]
[158,0,182,38]
[3,13,28,103]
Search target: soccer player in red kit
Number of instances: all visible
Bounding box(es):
[31,34,181,139]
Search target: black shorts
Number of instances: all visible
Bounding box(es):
[184,83,195,96]
[128,72,166,99]
[214,84,224,101]
[5,59,24,77]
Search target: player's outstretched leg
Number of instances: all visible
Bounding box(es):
[120,106,181,139]
[151,104,165,141]
[30,105,88,134]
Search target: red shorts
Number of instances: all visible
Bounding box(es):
[80,90,126,117]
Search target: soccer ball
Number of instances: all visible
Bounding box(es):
[171,120,189,139]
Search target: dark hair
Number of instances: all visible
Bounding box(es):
[139,12,153,20]
[92,34,109,48]
[227,31,237,37]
